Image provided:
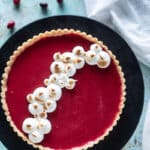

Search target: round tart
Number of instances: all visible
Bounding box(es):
[1,29,126,150]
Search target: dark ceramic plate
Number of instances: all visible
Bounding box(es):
[0,15,144,150]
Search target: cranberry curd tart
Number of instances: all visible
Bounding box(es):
[1,29,126,150]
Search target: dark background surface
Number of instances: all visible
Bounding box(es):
[0,15,144,150]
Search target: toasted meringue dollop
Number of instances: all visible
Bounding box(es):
[97,51,111,68]
[44,73,59,86]
[37,118,52,134]
[90,43,102,54]
[44,99,57,113]
[57,73,68,88]
[44,73,69,88]
[61,52,74,63]
[28,130,44,143]
[37,112,48,119]
[26,94,34,103]
[22,118,38,134]
[47,84,62,101]
[65,78,77,90]
[49,73,59,84]
[73,57,85,69]
[64,63,76,77]
[50,61,65,74]
[28,102,44,115]
[53,52,62,61]
[85,50,98,65]
[33,87,49,104]
[72,46,85,57]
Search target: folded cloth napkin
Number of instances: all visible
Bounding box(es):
[84,0,150,67]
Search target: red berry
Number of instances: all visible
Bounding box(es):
[40,2,48,8]
[57,0,63,3]
[7,21,15,29]
[13,0,20,5]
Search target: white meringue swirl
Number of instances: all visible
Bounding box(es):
[85,50,98,65]
[47,83,62,101]
[90,43,102,54]
[72,46,85,57]
[28,102,44,115]
[97,51,111,68]
[22,118,38,134]
[28,130,44,143]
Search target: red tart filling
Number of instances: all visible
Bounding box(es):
[6,33,123,149]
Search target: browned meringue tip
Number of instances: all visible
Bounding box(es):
[35,96,44,103]
[97,60,108,68]
[44,79,49,86]
[27,94,33,103]
[53,52,61,61]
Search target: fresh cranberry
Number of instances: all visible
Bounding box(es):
[13,0,20,5]
[57,0,63,3]
[40,2,48,8]
[7,21,15,29]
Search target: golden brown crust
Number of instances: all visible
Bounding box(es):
[0,29,126,150]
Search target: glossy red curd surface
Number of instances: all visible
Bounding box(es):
[6,34,122,149]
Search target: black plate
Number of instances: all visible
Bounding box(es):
[0,15,144,150]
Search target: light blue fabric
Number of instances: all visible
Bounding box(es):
[0,142,7,150]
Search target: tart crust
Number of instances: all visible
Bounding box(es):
[1,29,126,150]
